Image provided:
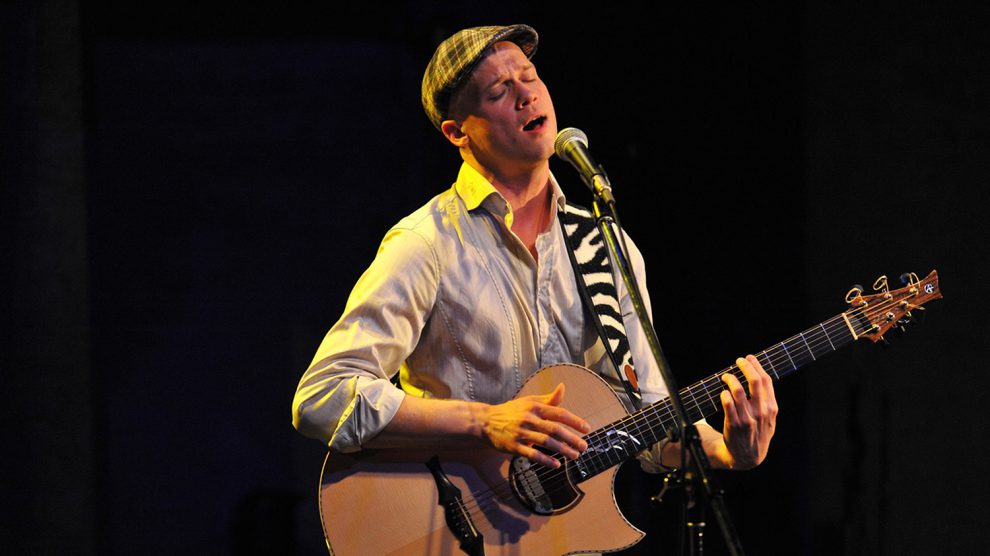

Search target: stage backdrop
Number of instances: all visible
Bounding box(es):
[4,2,988,554]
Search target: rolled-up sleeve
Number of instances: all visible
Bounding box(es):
[292,226,440,452]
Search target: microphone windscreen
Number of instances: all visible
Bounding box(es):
[554,127,589,159]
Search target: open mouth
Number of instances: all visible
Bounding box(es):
[523,115,546,131]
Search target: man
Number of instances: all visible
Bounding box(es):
[293,24,775,486]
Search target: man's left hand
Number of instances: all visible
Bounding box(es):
[719,354,778,469]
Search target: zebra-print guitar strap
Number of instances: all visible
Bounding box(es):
[558,203,643,410]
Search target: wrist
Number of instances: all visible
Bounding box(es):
[658,438,680,470]
[717,440,739,470]
[465,401,490,441]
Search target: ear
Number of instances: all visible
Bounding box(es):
[440,119,469,149]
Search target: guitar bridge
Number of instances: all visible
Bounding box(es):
[426,456,484,556]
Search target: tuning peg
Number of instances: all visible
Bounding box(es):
[900,272,920,285]
[845,284,865,305]
[873,275,891,298]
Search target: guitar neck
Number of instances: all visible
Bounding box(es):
[665,308,870,426]
[573,307,873,480]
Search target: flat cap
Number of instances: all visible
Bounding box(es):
[421,24,538,130]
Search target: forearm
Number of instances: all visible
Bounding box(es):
[363,395,489,450]
[368,383,590,469]
[292,368,407,450]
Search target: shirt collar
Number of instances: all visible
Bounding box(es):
[454,162,568,221]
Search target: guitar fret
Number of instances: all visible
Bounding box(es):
[706,377,720,411]
[636,422,650,450]
[653,411,667,440]
[760,350,779,380]
[820,323,836,351]
[700,381,714,417]
[799,332,816,361]
[688,384,704,420]
[780,341,796,371]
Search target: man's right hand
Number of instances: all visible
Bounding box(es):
[477,383,590,468]
[367,382,590,468]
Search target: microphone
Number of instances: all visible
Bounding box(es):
[554,127,614,204]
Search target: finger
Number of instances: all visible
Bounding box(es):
[734,357,759,401]
[536,404,591,435]
[538,383,591,433]
[720,388,738,424]
[520,428,581,460]
[747,354,779,408]
[722,372,753,423]
[542,382,566,406]
[519,443,561,469]
[738,356,779,424]
[526,413,588,454]
[722,371,749,405]
[739,355,771,402]
[746,354,769,378]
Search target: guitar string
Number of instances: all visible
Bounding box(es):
[464,309,897,522]
[518,299,880,486]
[568,290,919,478]
[454,293,918,523]
[460,309,864,518]
[558,299,887,481]
[456,295,907,520]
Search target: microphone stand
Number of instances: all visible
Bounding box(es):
[585,172,745,556]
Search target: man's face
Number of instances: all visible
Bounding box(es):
[451,41,558,174]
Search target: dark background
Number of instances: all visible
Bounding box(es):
[4,1,988,554]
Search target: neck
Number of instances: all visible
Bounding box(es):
[463,157,554,261]
[463,157,552,218]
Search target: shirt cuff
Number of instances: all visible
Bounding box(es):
[328,378,406,453]
[638,437,676,474]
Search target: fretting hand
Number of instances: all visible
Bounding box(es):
[719,355,778,469]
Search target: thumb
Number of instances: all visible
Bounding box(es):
[543,383,566,406]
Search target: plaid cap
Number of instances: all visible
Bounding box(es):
[422,24,538,130]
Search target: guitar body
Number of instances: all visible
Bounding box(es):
[319,364,645,555]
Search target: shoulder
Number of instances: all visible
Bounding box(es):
[391,186,463,241]
[369,185,470,279]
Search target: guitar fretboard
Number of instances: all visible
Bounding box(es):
[572,307,872,480]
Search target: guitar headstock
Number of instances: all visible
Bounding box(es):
[844,270,941,343]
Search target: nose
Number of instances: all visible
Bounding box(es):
[516,80,538,110]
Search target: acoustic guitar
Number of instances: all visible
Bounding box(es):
[317,271,941,555]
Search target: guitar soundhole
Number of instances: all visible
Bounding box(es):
[508,454,580,515]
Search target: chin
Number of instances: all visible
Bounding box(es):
[540,135,557,160]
